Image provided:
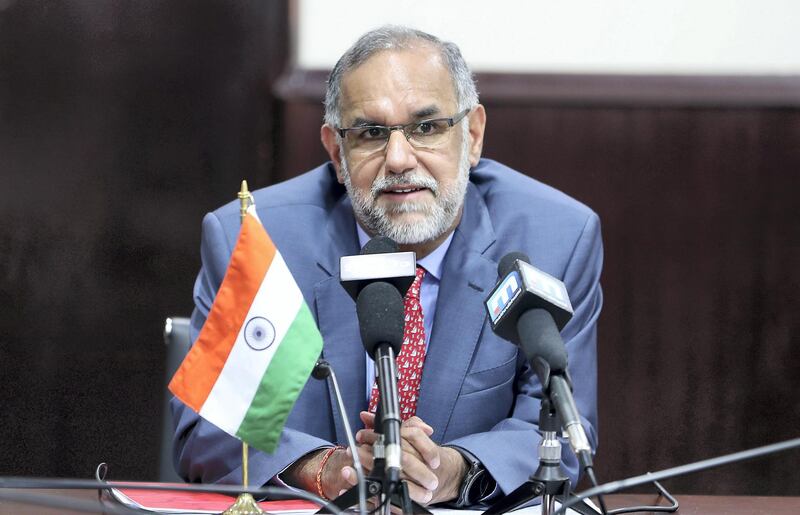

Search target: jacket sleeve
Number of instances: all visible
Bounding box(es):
[445,212,603,497]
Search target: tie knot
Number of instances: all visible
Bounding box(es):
[407,266,425,300]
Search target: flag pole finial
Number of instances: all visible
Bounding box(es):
[238,180,252,224]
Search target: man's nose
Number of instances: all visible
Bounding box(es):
[384,129,417,175]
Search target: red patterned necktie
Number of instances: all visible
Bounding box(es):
[368,266,427,420]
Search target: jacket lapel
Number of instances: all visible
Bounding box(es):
[415,184,497,443]
[312,180,498,443]
[313,194,367,443]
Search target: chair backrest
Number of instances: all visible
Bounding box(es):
[159,316,191,483]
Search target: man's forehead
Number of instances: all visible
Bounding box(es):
[338,47,458,124]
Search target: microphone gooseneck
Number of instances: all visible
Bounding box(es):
[312,359,367,515]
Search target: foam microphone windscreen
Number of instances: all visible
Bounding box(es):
[356,281,405,356]
[361,235,398,255]
[498,251,531,279]
[517,309,569,372]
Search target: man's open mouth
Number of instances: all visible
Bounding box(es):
[371,175,439,200]
[385,187,425,194]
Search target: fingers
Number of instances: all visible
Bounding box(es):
[359,411,375,429]
[403,415,434,436]
[400,449,439,492]
[399,424,440,470]
[361,412,433,436]
[356,425,438,470]
[343,445,441,507]
[340,465,358,488]
[339,467,435,507]
[356,427,378,446]
[355,416,441,486]
[319,442,441,505]
[319,448,349,499]
[353,414,444,505]
[349,443,375,472]
[356,416,434,448]
[404,478,435,505]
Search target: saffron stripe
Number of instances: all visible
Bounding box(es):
[198,252,303,433]
[169,213,275,411]
[236,302,323,452]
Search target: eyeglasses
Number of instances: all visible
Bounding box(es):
[337,108,470,155]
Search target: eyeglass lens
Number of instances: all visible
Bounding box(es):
[346,117,460,154]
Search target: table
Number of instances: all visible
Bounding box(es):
[1,489,799,514]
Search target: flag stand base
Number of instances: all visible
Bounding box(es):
[222,493,264,515]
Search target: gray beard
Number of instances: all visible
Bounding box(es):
[340,133,471,245]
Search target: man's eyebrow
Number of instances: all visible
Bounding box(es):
[412,106,441,119]
[350,117,380,127]
[347,106,442,127]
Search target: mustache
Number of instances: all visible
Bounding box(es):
[370,174,439,198]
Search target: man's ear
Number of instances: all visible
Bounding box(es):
[321,124,345,183]
[466,104,486,167]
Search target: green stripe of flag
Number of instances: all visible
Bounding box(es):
[236,302,323,453]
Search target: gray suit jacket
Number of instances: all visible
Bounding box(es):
[171,158,603,497]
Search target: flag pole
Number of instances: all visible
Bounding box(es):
[223,179,264,515]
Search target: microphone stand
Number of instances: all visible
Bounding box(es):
[484,398,571,515]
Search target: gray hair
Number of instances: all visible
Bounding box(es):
[324,25,479,128]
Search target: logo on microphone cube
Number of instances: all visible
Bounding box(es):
[518,261,573,314]
[487,271,522,324]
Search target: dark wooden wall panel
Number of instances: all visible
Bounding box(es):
[274,72,800,496]
[0,0,289,479]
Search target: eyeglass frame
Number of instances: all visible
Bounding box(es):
[335,108,471,151]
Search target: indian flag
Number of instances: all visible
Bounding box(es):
[169,205,323,453]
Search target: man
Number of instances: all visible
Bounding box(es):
[172,26,602,507]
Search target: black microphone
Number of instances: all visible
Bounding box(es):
[312,359,367,514]
[356,280,405,484]
[485,252,593,470]
[339,236,414,485]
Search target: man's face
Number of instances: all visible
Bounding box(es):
[327,46,479,246]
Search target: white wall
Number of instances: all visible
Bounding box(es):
[296,0,800,74]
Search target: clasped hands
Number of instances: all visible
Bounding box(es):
[290,411,467,506]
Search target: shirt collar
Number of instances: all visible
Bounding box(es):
[355,223,453,282]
